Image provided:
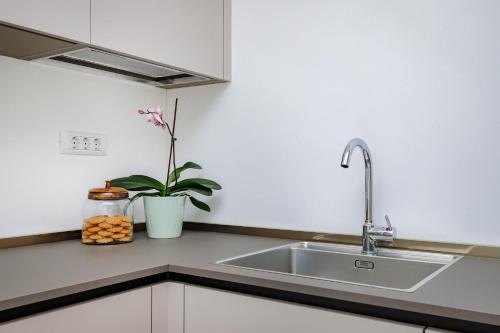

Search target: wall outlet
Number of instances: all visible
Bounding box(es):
[60,131,107,156]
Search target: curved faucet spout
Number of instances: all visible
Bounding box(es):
[340,138,373,228]
[341,138,372,169]
[340,138,395,255]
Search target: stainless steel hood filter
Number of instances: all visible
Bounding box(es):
[0,23,213,88]
[43,48,212,87]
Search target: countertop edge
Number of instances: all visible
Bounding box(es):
[0,266,168,312]
[1,262,498,328]
[167,264,500,327]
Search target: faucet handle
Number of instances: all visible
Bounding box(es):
[384,214,392,230]
[368,215,396,242]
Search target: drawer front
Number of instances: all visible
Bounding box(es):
[0,287,151,333]
[185,285,424,333]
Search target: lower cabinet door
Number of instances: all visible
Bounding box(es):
[185,285,424,333]
[152,282,185,333]
[0,287,151,333]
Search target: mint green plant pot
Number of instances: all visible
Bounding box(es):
[144,196,186,238]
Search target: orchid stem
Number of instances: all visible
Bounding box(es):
[172,99,179,186]
[165,98,179,194]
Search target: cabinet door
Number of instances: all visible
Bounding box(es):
[91,0,224,79]
[0,287,151,333]
[185,285,423,333]
[426,329,457,333]
[0,0,90,42]
[152,282,184,333]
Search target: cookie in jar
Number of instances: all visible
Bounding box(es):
[82,181,134,245]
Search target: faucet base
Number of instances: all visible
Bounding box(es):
[361,223,377,255]
[361,250,378,256]
[362,220,396,255]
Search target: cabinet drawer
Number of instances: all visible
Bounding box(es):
[0,287,151,333]
[185,285,424,333]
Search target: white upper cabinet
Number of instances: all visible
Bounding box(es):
[91,0,226,79]
[0,0,90,42]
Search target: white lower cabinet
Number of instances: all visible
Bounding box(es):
[184,285,424,333]
[0,282,443,333]
[152,282,185,333]
[0,287,151,333]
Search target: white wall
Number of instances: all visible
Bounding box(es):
[168,0,500,246]
[0,55,169,238]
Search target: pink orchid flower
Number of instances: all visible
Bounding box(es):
[138,107,167,129]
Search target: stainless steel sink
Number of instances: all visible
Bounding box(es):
[216,242,462,292]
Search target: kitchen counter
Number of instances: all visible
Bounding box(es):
[0,230,499,327]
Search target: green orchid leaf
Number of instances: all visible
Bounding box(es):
[189,196,211,212]
[126,186,159,192]
[168,161,202,185]
[169,183,213,196]
[129,175,165,191]
[170,178,221,191]
[180,178,222,190]
[112,175,165,193]
[111,177,155,191]
[130,191,161,202]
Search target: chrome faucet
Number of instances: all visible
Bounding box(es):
[341,138,396,255]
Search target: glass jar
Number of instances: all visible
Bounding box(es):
[82,181,134,245]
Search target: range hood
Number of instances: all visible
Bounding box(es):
[40,48,213,88]
[0,23,214,88]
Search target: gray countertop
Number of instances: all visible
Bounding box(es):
[0,230,499,326]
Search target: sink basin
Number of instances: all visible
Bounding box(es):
[216,242,462,292]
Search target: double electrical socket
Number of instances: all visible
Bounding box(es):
[60,130,107,156]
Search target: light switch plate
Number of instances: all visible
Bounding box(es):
[59,130,107,156]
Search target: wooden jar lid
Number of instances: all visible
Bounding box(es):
[88,181,129,200]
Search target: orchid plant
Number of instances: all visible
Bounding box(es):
[111,99,221,212]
